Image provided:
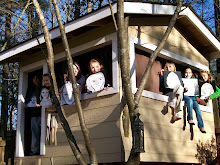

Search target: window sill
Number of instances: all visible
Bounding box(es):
[81,87,118,100]
[134,88,213,113]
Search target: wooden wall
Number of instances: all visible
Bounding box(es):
[121,96,216,164]
[44,93,123,164]
[128,26,209,67]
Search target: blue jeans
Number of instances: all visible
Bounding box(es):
[183,96,204,128]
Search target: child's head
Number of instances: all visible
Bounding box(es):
[164,62,176,72]
[89,59,103,74]
[43,73,51,87]
[73,62,81,78]
[33,75,41,86]
[184,68,193,79]
[200,70,214,83]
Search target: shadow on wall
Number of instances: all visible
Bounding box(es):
[195,136,218,165]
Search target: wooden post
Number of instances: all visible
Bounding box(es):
[0,137,6,165]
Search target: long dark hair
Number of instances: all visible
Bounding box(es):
[67,62,82,81]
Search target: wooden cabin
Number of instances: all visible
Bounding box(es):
[0,2,220,164]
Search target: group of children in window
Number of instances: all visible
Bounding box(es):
[25,58,109,156]
[159,62,220,134]
[25,58,219,155]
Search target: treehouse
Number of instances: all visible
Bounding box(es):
[0,2,220,164]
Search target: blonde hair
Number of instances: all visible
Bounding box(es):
[164,62,176,72]
[200,70,214,83]
[89,59,103,73]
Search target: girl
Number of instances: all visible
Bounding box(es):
[30,73,52,155]
[183,68,206,133]
[60,62,84,104]
[25,75,42,155]
[86,59,109,93]
[199,70,220,102]
[159,62,184,123]
[65,62,85,92]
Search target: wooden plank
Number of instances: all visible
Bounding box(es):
[56,120,121,143]
[128,26,209,66]
[142,122,215,143]
[20,23,116,66]
[14,157,51,165]
[52,152,122,164]
[139,97,215,121]
[138,103,215,129]
[56,104,121,127]
[45,136,122,157]
[140,152,200,163]
[140,137,216,163]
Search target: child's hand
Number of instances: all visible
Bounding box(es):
[104,84,110,91]
[160,69,164,75]
[205,96,210,100]
[184,87,188,93]
[59,88,62,95]
[36,103,40,107]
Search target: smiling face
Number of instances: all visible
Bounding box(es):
[164,63,175,72]
[73,64,79,77]
[185,68,193,79]
[201,72,209,82]
[90,62,101,73]
[43,76,51,87]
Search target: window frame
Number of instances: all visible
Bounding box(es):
[16,33,119,157]
[129,36,212,113]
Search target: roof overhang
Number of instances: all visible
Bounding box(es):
[0,2,219,63]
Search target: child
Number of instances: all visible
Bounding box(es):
[200,70,220,100]
[85,59,109,93]
[64,62,85,92]
[159,62,184,123]
[60,62,84,104]
[25,75,42,156]
[196,70,220,106]
[183,68,206,133]
[30,73,52,155]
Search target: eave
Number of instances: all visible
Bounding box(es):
[0,2,219,64]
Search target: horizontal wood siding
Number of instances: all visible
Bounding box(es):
[128,26,209,66]
[20,23,115,67]
[121,96,216,163]
[44,93,123,164]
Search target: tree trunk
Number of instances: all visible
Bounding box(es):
[1,0,12,139]
[117,0,140,164]
[52,0,98,164]
[74,0,80,19]
[117,0,184,164]
[87,0,92,13]
[32,0,87,164]
[215,0,220,83]
[214,0,220,38]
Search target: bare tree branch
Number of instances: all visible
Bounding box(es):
[1,0,31,52]
[108,0,117,31]
[32,0,87,164]
[134,0,184,106]
[52,0,98,164]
